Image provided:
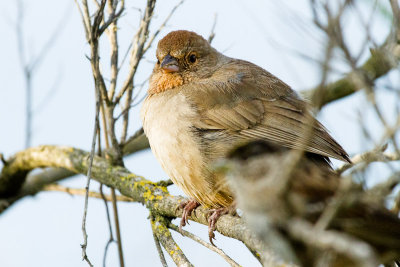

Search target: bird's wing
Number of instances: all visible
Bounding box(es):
[183,59,350,162]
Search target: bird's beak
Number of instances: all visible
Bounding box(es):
[161,54,179,73]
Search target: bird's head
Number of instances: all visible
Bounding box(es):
[148,30,221,95]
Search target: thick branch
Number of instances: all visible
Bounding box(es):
[1,127,150,200]
[0,145,274,262]
[122,128,149,155]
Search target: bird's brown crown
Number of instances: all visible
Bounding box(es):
[156,30,210,59]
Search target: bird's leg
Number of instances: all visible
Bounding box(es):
[178,199,200,231]
[207,206,236,245]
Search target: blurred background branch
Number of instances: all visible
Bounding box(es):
[15,0,70,148]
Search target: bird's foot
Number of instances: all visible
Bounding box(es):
[178,199,200,232]
[207,206,235,246]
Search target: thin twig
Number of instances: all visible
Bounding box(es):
[389,0,400,41]
[98,1,125,36]
[271,18,336,203]
[337,146,400,174]
[150,215,193,267]
[142,0,185,54]
[119,0,159,143]
[115,77,149,121]
[81,84,101,267]
[43,183,133,202]
[114,0,157,105]
[122,127,144,147]
[14,1,71,147]
[97,124,115,266]
[207,14,218,44]
[106,0,121,103]
[151,222,168,267]
[168,222,240,267]
[15,0,32,148]
[120,81,133,144]
[111,188,125,267]
[79,0,92,40]
[99,2,126,265]
[100,184,115,267]
[78,4,126,263]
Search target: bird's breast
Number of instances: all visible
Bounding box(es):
[141,91,215,205]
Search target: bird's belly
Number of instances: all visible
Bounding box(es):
[141,93,229,207]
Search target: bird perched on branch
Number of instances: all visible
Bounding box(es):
[140,30,350,244]
[223,140,400,266]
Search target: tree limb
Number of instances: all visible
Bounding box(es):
[0,145,279,264]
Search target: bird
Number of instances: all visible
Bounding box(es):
[140,30,350,243]
[223,140,400,266]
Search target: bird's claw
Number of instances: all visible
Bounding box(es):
[207,207,230,246]
[178,199,199,232]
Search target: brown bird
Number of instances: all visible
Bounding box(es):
[224,140,400,266]
[140,30,350,243]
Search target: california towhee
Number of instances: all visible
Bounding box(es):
[140,30,350,243]
[224,140,400,266]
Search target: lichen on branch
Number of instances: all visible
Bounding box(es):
[0,145,278,264]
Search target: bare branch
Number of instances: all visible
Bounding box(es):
[80,83,101,267]
[1,127,150,199]
[43,183,133,202]
[105,0,121,102]
[110,186,125,267]
[98,1,125,36]
[337,146,400,174]
[168,222,240,267]
[301,35,400,106]
[74,0,91,40]
[288,219,379,267]
[0,167,73,211]
[389,0,400,41]
[15,0,31,148]
[120,82,133,144]
[76,0,110,106]
[151,222,168,267]
[207,14,218,44]
[122,128,150,155]
[150,214,193,267]
[0,145,270,262]
[142,0,186,55]
[114,0,157,105]
[99,184,116,267]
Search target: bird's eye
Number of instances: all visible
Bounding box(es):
[157,59,160,64]
[189,54,197,63]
